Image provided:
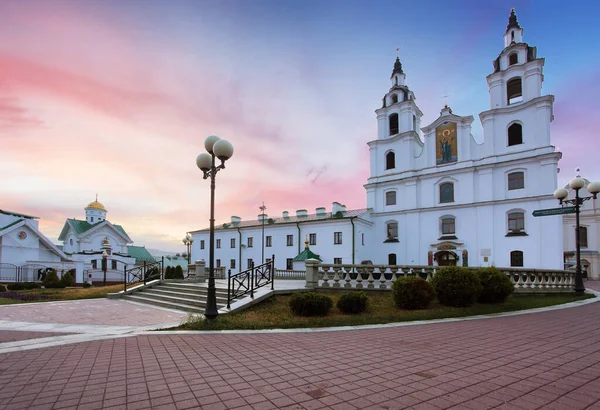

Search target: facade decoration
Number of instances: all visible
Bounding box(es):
[436,121,458,164]
[462,249,468,267]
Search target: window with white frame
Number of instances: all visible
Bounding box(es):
[507,211,526,235]
[386,221,398,241]
[334,257,342,265]
[230,238,236,248]
[386,191,397,206]
[266,236,272,247]
[440,182,454,203]
[216,239,221,248]
[334,232,342,245]
[441,216,456,235]
[248,237,253,247]
[286,235,293,246]
[508,171,525,190]
[230,259,236,269]
[309,233,316,245]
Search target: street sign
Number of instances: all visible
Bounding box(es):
[532,206,576,217]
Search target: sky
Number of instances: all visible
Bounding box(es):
[1,0,599,253]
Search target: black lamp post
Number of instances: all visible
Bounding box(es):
[554,171,600,295]
[182,233,193,265]
[101,250,108,287]
[260,202,267,264]
[196,135,234,320]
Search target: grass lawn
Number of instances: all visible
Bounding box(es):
[180,291,595,331]
[0,284,128,304]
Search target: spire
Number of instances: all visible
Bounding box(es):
[391,56,404,77]
[506,8,521,32]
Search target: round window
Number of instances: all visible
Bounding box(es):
[18,231,27,240]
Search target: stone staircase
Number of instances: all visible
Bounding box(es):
[123,282,229,314]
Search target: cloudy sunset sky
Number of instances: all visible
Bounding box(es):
[1,0,598,252]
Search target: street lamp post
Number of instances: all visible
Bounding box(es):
[182,233,194,265]
[102,250,108,287]
[196,135,234,320]
[260,202,266,264]
[554,171,600,295]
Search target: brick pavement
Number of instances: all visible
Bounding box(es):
[0,290,598,409]
[0,331,74,343]
[0,299,188,326]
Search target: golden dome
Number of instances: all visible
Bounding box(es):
[86,195,106,211]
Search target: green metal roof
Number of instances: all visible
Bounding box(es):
[127,246,156,264]
[293,247,322,262]
[58,219,130,241]
[0,219,23,232]
[0,209,39,220]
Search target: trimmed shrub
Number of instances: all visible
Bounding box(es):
[337,291,368,314]
[43,270,65,289]
[7,283,26,291]
[477,267,514,304]
[289,292,333,317]
[61,272,76,287]
[392,276,435,310]
[431,266,482,307]
[83,282,92,288]
[23,282,42,290]
[165,266,173,279]
[174,265,184,279]
[0,284,6,292]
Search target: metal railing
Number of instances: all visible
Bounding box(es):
[227,255,275,309]
[122,257,164,292]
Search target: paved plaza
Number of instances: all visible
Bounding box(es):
[0,285,599,409]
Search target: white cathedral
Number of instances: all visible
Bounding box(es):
[188,10,566,274]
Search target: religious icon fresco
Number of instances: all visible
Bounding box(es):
[436,122,457,164]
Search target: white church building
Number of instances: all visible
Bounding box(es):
[188,9,565,273]
[1,198,156,284]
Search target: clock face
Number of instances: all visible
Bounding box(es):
[18,231,27,240]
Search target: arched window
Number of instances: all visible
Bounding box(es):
[508,211,525,233]
[508,171,525,190]
[412,114,416,131]
[385,191,396,206]
[507,77,522,104]
[511,31,515,41]
[391,94,398,104]
[509,53,518,65]
[510,250,523,267]
[389,113,399,135]
[440,182,454,203]
[441,217,455,235]
[508,123,523,146]
[385,151,395,170]
[385,221,398,241]
[388,253,397,265]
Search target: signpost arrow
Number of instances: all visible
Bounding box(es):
[532,206,576,217]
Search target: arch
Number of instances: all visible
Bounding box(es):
[510,250,523,267]
[439,182,454,203]
[509,52,518,65]
[388,113,399,135]
[391,94,398,104]
[385,220,398,242]
[385,190,397,206]
[435,251,457,267]
[508,122,523,146]
[385,150,395,170]
[507,77,523,104]
[507,171,525,190]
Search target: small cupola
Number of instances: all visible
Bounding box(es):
[504,8,524,47]
[85,194,107,224]
[390,56,406,87]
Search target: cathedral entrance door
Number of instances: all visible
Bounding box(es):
[436,251,457,266]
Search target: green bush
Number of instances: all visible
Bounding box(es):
[165,266,173,279]
[23,282,42,290]
[43,270,65,289]
[477,267,514,304]
[0,284,6,292]
[83,282,92,288]
[174,265,184,279]
[60,272,76,287]
[7,283,26,291]
[392,276,435,310]
[431,266,482,307]
[289,292,333,316]
[337,291,368,314]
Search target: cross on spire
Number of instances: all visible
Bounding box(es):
[442,94,450,108]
